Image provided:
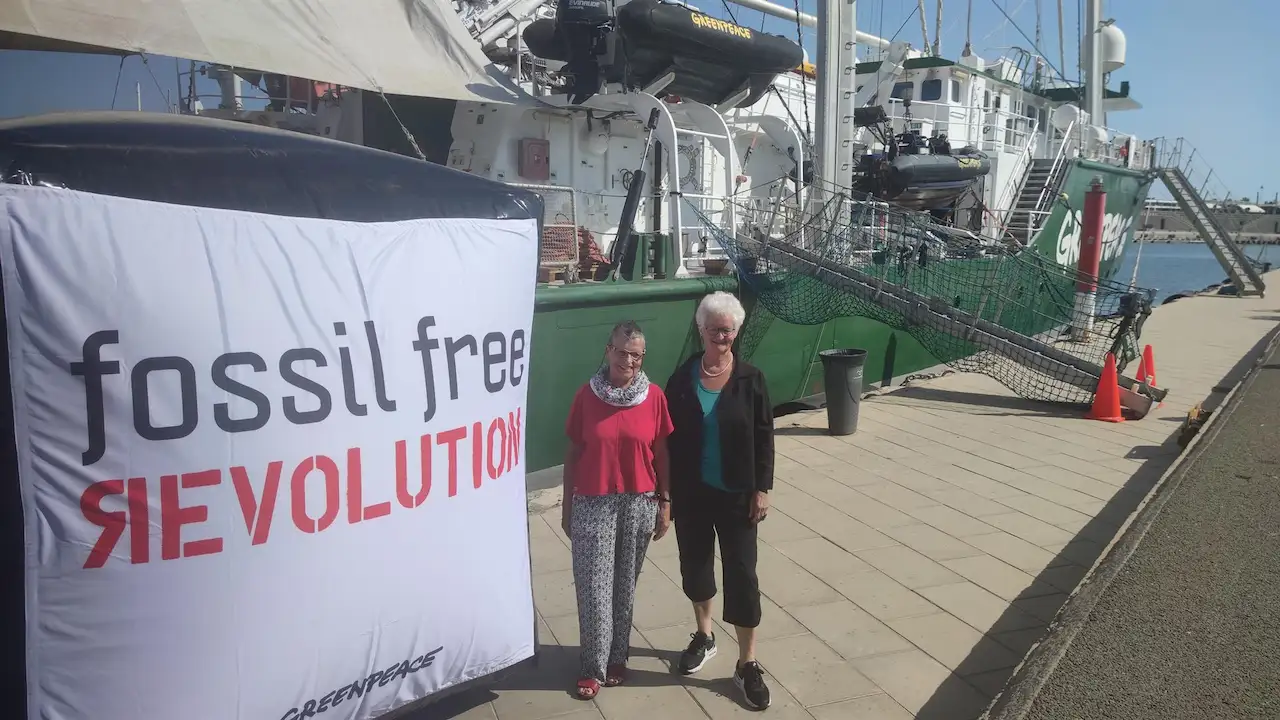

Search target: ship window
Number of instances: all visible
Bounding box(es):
[921,79,943,101]
[993,95,1002,110]
[983,90,991,110]
[891,82,914,100]
[950,79,961,102]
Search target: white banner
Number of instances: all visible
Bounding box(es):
[0,187,538,720]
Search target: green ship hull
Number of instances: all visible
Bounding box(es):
[526,159,1155,471]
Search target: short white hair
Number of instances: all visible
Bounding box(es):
[696,291,746,330]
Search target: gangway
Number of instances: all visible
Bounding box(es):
[1153,138,1265,297]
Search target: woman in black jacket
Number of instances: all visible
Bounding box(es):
[664,291,774,711]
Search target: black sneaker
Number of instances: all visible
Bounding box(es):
[678,631,717,675]
[734,660,771,710]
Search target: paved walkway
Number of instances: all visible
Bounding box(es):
[419,274,1280,720]
[1002,321,1280,720]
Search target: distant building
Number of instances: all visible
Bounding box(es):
[1141,198,1280,237]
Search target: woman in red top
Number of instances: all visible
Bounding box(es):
[562,320,673,700]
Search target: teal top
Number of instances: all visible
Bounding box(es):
[693,362,730,491]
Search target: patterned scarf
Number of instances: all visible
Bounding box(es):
[589,365,650,407]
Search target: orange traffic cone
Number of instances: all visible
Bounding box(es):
[1135,344,1162,409]
[1146,343,1167,407]
[1139,344,1158,388]
[1088,352,1125,422]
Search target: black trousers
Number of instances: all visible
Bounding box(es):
[674,481,761,629]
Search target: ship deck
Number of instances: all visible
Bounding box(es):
[414,270,1280,720]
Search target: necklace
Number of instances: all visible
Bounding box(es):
[701,355,732,378]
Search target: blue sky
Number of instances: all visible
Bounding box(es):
[0,0,1272,202]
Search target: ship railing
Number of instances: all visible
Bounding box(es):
[510,182,582,282]
[730,185,943,263]
[721,184,1033,279]
[1062,125,1155,171]
[177,63,345,117]
[993,208,1054,246]
[508,182,753,282]
[993,118,1042,226]
[1013,118,1077,244]
[880,98,1039,157]
[1149,136,1233,203]
[733,185,810,240]
[680,194,740,272]
[1148,137,1252,230]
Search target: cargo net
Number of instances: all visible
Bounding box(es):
[695,185,1155,405]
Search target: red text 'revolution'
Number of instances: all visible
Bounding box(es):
[77,410,522,569]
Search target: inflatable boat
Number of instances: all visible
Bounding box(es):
[855,132,992,212]
[523,0,803,107]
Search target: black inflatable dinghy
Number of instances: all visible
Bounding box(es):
[855,131,992,211]
[523,0,803,107]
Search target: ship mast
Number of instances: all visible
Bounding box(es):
[1083,0,1104,127]
[814,0,859,201]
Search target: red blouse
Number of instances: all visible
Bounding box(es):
[565,384,674,496]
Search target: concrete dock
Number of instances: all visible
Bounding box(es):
[987,307,1280,719]
[418,270,1280,720]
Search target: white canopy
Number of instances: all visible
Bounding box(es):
[0,0,529,105]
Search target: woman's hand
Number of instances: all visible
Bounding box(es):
[653,500,671,541]
[749,491,770,524]
[561,498,572,536]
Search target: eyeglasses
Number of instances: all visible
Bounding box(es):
[705,326,737,338]
[609,344,645,362]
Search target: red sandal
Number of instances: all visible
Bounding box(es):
[605,664,628,687]
[575,678,601,700]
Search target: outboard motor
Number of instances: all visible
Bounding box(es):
[897,131,927,155]
[557,0,614,104]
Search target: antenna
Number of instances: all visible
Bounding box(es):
[962,0,973,56]
[1057,0,1066,79]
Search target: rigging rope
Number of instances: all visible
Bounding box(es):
[109,56,126,110]
[790,0,812,144]
[138,54,173,112]
[376,91,428,162]
[1056,0,1066,78]
[989,0,1070,85]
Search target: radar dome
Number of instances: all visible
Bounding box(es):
[1098,23,1127,72]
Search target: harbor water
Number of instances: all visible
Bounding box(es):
[1116,242,1280,304]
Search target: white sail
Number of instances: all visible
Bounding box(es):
[0,0,529,104]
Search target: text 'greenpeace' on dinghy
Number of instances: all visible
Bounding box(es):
[522,0,804,107]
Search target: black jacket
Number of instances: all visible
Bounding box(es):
[665,354,775,506]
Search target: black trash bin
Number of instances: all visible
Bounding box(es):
[819,349,868,436]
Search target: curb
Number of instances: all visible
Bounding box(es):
[982,321,1280,720]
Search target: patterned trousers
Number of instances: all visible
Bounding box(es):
[569,492,657,681]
